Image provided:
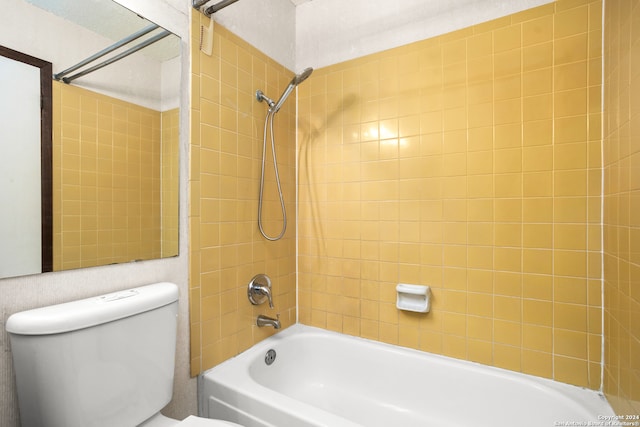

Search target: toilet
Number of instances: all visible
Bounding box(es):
[6,282,243,427]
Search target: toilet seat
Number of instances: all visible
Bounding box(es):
[178,415,243,426]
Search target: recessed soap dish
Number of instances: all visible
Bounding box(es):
[396,284,431,313]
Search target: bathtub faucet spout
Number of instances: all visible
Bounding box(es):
[257,314,281,329]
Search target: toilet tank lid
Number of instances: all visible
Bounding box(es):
[6,282,179,335]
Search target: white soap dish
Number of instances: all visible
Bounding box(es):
[396,284,431,313]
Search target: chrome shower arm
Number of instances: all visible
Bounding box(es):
[256,90,275,109]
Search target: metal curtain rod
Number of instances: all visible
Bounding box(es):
[61,30,172,84]
[193,0,240,17]
[54,23,159,81]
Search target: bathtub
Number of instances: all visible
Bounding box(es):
[200,325,614,427]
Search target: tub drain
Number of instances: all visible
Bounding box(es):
[265,349,276,365]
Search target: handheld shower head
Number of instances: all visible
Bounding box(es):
[255,67,314,241]
[271,67,314,113]
[292,67,314,86]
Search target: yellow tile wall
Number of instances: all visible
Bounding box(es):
[189,16,297,376]
[162,108,180,257]
[52,81,163,270]
[603,0,640,414]
[298,0,603,389]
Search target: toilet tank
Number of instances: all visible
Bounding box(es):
[6,282,179,427]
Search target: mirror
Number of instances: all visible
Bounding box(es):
[0,46,52,278]
[0,0,181,279]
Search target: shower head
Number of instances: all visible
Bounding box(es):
[271,67,314,113]
[291,67,313,86]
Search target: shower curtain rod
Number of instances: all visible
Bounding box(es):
[53,24,170,84]
[193,0,240,17]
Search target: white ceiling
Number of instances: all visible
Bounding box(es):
[24,0,179,61]
[289,0,312,5]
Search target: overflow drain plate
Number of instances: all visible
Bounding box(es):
[265,349,276,365]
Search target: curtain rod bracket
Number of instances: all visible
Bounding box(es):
[193,0,240,17]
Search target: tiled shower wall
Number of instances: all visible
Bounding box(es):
[53,82,169,270]
[298,0,603,389]
[603,0,640,415]
[188,16,297,376]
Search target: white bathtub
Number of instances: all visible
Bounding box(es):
[200,325,614,427]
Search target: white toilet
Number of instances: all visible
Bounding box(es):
[6,282,243,427]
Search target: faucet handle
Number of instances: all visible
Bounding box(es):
[266,289,274,308]
[248,274,273,308]
[257,284,274,308]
